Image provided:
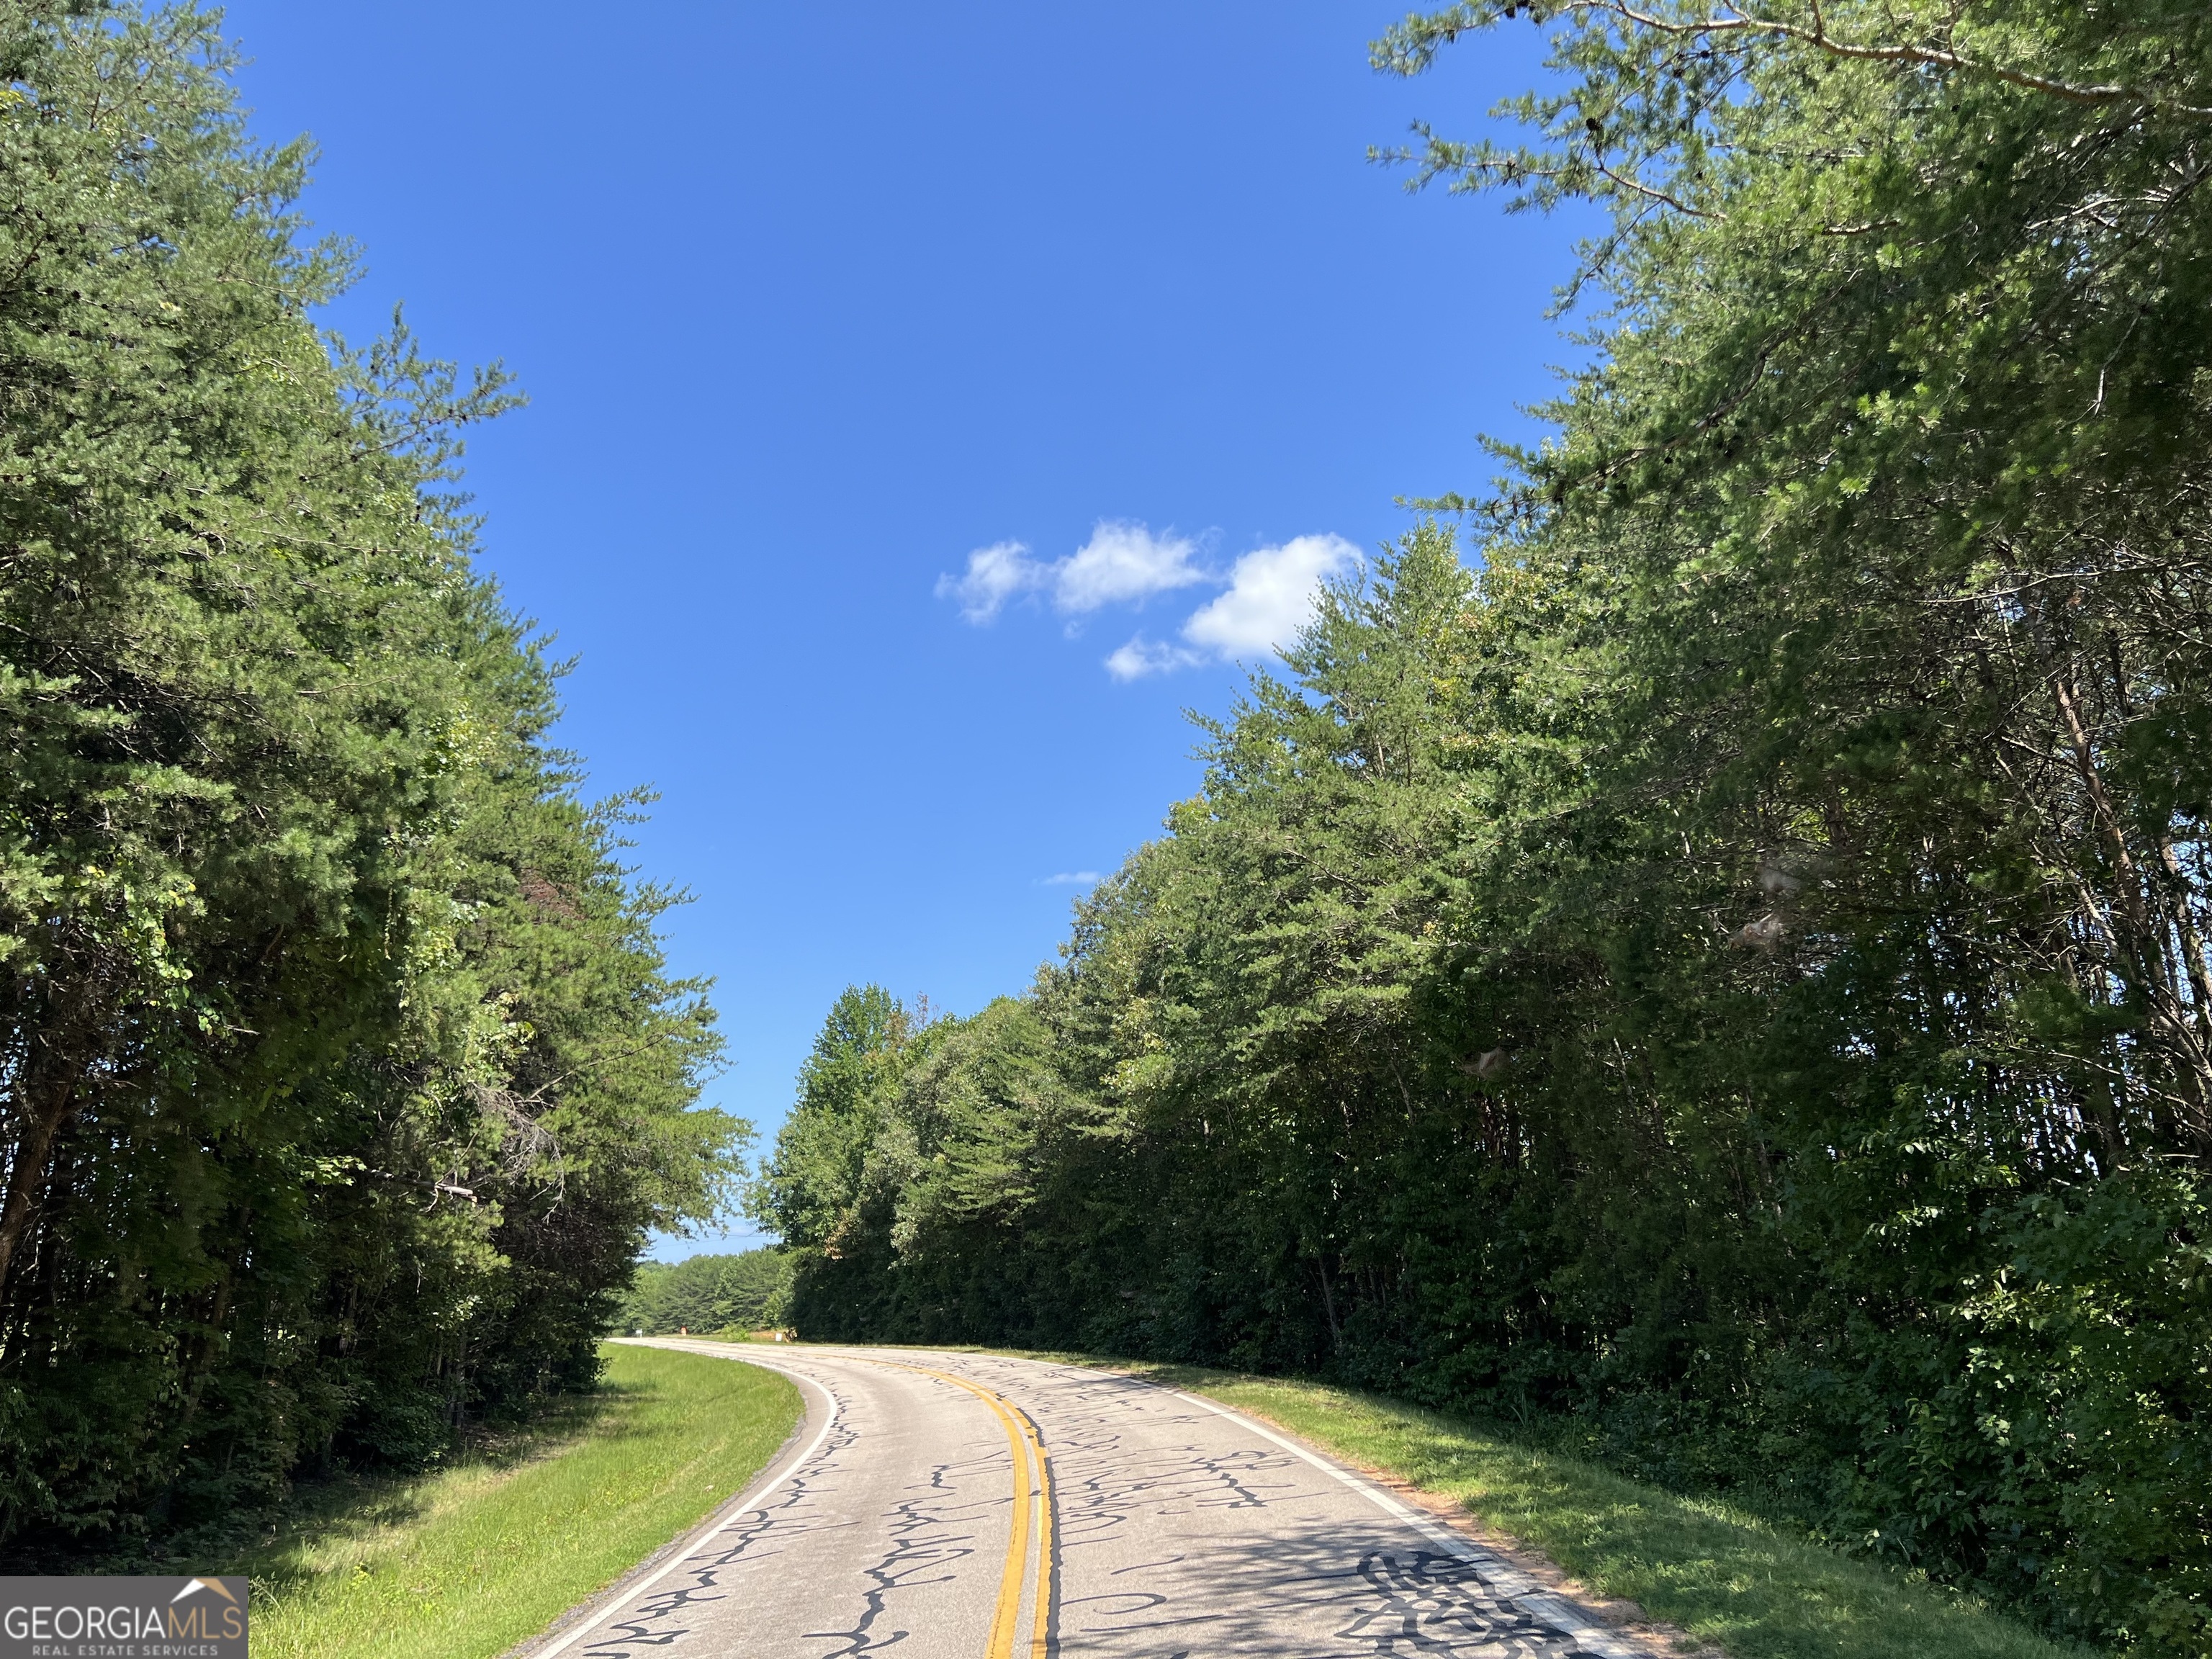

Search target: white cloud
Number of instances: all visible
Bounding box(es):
[1040,871,1102,886]
[1180,534,1360,657]
[944,525,1360,682]
[1105,635,1205,681]
[939,521,1205,625]
[1053,521,1208,613]
[935,540,1046,623]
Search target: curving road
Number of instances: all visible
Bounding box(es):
[526,1342,1653,1659]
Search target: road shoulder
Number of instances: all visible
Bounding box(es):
[961,1349,2099,1659]
[513,1340,830,1659]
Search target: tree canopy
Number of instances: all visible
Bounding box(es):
[0,2,741,1557]
[757,4,2212,1650]
[617,1250,793,1337]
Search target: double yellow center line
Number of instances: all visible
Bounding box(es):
[864,1359,1054,1659]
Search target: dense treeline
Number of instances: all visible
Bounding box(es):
[617,1250,792,1337]
[0,4,739,1557]
[758,3,2212,1650]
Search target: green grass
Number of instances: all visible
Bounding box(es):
[1016,1354,2103,1659]
[230,1344,799,1659]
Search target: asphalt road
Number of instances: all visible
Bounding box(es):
[527,1342,1650,1659]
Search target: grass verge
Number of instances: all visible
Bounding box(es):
[1030,1354,2101,1659]
[230,1343,799,1659]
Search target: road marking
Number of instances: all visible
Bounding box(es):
[1165,1387,1642,1659]
[853,1357,1055,1659]
[529,1343,840,1659]
[1021,1399,1054,1659]
[943,1350,1642,1659]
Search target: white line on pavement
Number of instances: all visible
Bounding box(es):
[526,1343,840,1659]
[1164,1388,1643,1659]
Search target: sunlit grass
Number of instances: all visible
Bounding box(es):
[992,1350,2101,1659]
[232,1344,799,1659]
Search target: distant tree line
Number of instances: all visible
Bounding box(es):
[0,4,740,1560]
[757,3,2212,1650]
[617,1250,792,1337]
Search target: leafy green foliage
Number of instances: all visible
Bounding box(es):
[1141,1364,2094,1659]
[753,984,909,1253]
[230,1344,799,1659]
[757,3,2212,1646]
[618,1250,793,1336]
[0,3,741,1559]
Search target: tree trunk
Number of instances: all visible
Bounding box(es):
[0,1066,81,1302]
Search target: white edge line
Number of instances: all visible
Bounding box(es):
[525,1341,840,1659]
[667,1346,1639,1659]
[1162,1381,1642,1659]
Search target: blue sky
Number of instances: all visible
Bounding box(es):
[215,1,1586,1257]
